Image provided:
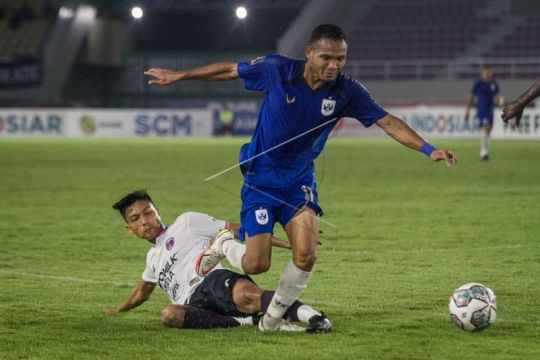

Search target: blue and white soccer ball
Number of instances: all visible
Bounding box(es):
[449,283,497,331]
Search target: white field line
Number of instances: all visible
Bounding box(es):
[0,269,537,324]
[0,244,524,289]
[0,269,352,308]
[327,244,525,255]
[0,269,132,287]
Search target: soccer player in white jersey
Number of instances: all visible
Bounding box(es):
[103,190,332,332]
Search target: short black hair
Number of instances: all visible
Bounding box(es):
[309,24,347,45]
[112,189,154,220]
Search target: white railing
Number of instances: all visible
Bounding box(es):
[345,58,540,81]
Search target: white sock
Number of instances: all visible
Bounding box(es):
[222,239,246,272]
[481,132,489,156]
[297,305,320,323]
[266,260,311,321]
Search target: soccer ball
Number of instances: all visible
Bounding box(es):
[449,283,497,331]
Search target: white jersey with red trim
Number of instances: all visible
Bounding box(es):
[141,212,225,304]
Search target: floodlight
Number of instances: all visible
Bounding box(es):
[58,6,74,19]
[236,6,247,19]
[131,6,143,19]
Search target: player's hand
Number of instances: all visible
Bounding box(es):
[144,68,182,85]
[501,100,524,126]
[103,306,120,314]
[430,149,458,167]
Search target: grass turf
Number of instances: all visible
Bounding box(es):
[0,138,539,359]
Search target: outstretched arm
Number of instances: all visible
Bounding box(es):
[144,62,239,85]
[502,79,540,126]
[376,114,458,166]
[103,279,156,314]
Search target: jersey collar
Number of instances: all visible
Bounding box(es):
[154,226,168,246]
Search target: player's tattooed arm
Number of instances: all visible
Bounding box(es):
[502,79,540,126]
[103,279,156,314]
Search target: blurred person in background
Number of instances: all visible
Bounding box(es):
[218,109,234,136]
[465,65,503,161]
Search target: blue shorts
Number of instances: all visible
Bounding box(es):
[238,178,323,240]
[188,269,256,316]
[476,111,493,128]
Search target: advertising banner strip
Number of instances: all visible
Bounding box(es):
[0,109,66,137]
[0,109,214,137]
[0,106,538,139]
[332,106,540,140]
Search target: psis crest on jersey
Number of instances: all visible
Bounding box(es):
[255,208,269,225]
[321,98,336,116]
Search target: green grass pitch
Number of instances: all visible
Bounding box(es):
[1,138,539,359]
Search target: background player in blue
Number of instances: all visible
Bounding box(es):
[465,65,502,161]
[145,24,458,331]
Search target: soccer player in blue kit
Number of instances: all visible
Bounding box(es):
[145,24,458,331]
[465,65,502,161]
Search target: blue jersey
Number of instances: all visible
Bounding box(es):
[237,55,388,188]
[472,80,499,115]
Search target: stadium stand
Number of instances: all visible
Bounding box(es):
[486,14,540,58]
[348,0,498,60]
[0,0,538,106]
[0,0,55,62]
[342,0,540,81]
